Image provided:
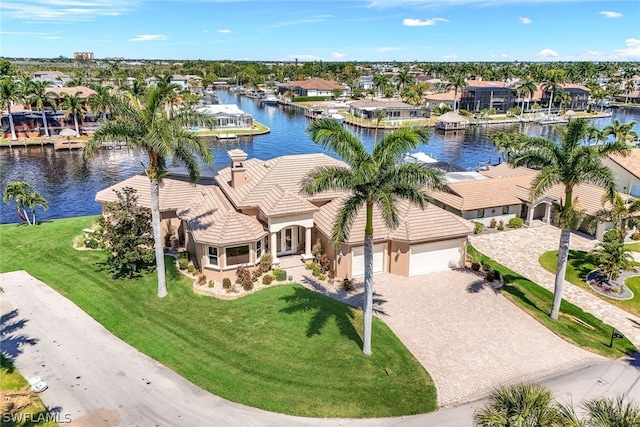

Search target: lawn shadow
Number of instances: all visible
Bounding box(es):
[299,274,388,316]
[279,286,363,349]
[498,275,549,316]
[568,249,594,282]
[1,309,38,363]
[94,258,152,280]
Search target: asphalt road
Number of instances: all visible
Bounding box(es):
[1,270,638,427]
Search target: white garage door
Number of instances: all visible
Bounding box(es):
[409,240,461,276]
[352,243,385,277]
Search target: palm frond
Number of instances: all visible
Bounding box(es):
[306,119,371,166]
[300,166,356,196]
[373,126,431,165]
[373,190,400,230]
[331,195,366,246]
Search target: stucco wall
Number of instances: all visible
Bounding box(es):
[389,241,411,276]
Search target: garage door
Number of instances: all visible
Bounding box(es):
[409,240,461,276]
[352,243,385,277]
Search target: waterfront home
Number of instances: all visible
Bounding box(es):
[349,101,428,121]
[32,71,71,87]
[458,80,517,113]
[279,77,344,97]
[424,91,456,110]
[532,83,590,111]
[428,163,622,239]
[197,104,253,129]
[603,149,640,197]
[96,149,474,281]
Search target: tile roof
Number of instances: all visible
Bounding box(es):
[259,186,318,217]
[465,81,508,89]
[285,77,343,91]
[215,153,347,211]
[478,163,539,178]
[95,174,210,212]
[425,91,456,101]
[608,149,640,180]
[315,196,474,244]
[48,86,97,99]
[436,111,469,123]
[177,187,267,246]
[350,100,416,109]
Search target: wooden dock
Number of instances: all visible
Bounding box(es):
[54,139,86,151]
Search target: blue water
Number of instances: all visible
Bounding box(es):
[1,92,638,224]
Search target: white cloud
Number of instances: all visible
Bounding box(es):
[331,52,346,59]
[519,17,532,24]
[615,38,640,60]
[599,11,623,18]
[217,29,231,34]
[376,46,404,52]
[130,34,168,42]
[268,15,333,28]
[402,17,448,26]
[1,0,136,22]
[537,48,559,58]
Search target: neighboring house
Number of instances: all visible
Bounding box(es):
[604,149,640,197]
[197,104,253,129]
[458,81,517,113]
[358,75,374,90]
[145,75,190,90]
[349,101,428,120]
[32,71,71,87]
[429,163,623,240]
[279,77,344,97]
[424,91,456,110]
[614,90,640,104]
[95,150,475,281]
[531,84,590,111]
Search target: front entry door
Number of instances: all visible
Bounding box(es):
[277,227,294,256]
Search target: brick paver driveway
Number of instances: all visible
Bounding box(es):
[300,269,601,408]
[470,225,640,347]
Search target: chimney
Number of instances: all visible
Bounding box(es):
[228,149,248,189]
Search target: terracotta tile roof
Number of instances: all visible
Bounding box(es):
[259,186,318,217]
[608,149,640,180]
[315,196,474,244]
[479,163,539,178]
[430,175,534,211]
[95,174,210,212]
[465,81,508,89]
[531,83,590,101]
[543,183,617,215]
[425,91,456,101]
[285,77,343,91]
[48,86,97,99]
[215,154,346,211]
[178,187,267,246]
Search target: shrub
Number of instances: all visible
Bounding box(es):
[179,251,190,260]
[251,269,262,282]
[473,221,485,234]
[187,264,197,274]
[318,274,326,281]
[222,277,234,292]
[311,239,323,262]
[489,218,497,229]
[85,238,100,249]
[207,280,214,288]
[262,275,272,285]
[632,232,640,241]
[318,254,331,273]
[507,217,524,229]
[485,270,496,282]
[197,274,207,285]
[342,278,354,292]
[259,252,273,273]
[73,235,85,248]
[471,262,481,271]
[178,258,189,270]
[497,220,505,231]
[492,269,501,282]
[481,262,491,272]
[235,265,253,290]
[273,269,287,281]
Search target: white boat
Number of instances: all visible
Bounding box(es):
[325,109,345,124]
[263,95,279,105]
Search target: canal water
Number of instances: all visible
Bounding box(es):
[1,91,638,224]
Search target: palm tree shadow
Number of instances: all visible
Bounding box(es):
[279,286,363,348]
[1,309,39,362]
[299,274,388,316]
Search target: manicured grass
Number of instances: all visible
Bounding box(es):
[539,250,640,318]
[0,217,436,418]
[469,246,636,358]
[625,242,640,252]
[0,355,58,427]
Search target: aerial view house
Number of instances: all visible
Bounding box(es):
[197,104,254,129]
[279,77,344,97]
[603,149,640,197]
[96,150,475,281]
[429,163,623,240]
[32,70,71,87]
[532,83,591,111]
[458,80,517,113]
[349,101,428,121]
[424,91,456,110]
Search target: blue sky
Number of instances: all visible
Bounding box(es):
[1,0,639,62]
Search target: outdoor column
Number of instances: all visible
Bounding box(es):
[544,203,552,224]
[303,227,313,260]
[526,203,534,226]
[270,231,279,265]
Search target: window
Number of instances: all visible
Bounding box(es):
[502,206,509,215]
[226,245,250,266]
[477,209,485,218]
[256,239,263,260]
[208,247,218,266]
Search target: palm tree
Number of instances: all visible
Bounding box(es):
[624,80,636,104]
[395,69,413,90]
[0,78,23,140]
[25,80,57,137]
[473,383,562,427]
[83,85,214,298]
[302,119,444,355]
[511,119,630,320]
[3,181,34,225]
[555,90,572,112]
[59,91,86,137]
[603,119,638,145]
[541,69,566,115]
[124,79,147,108]
[88,83,114,120]
[446,74,466,112]
[558,395,640,426]
[491,132,528,163]
[23,191,49,225]
[516,78,537,116]
[373,73,389,98]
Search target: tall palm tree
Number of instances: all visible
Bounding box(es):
[124,79,147,108]
[84,86,214,298]
[395,69,413,90]
[23,191,49,225]
[516,78,537,116]
[554,90,572,112]
[373,73,389,98]
[446,74,466,112]
[0,78,23,140]
[603,119,638,145]
[624,80,636,104]
[511,119,629,320]
[59,91,86,137]
[3,181,34,225]
[25,80,57,137]
[473,383,562,427]
[541,69,566,115]
[491,132,528,163]
[302,119,444,355]
[88,83,114,120]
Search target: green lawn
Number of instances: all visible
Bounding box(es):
[0,217,436,418]
[469,246,636,358]
[539,250,640,318]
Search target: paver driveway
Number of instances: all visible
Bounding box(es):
[470,225,640,347]
[298,268,601,408]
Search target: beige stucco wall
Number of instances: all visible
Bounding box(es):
[462,204,519,226]
[389,241,411,276]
